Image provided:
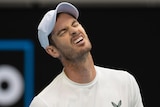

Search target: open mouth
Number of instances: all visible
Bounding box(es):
[74,36,84,44]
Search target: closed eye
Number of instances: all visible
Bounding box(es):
[72,20,79,27]
[56,20,79,36]
[57,28,67,36]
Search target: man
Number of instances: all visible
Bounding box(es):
[30,2,144,107]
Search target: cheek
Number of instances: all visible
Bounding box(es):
[79,24,87,32]
[55,38,71,50]
[80,27,88,37]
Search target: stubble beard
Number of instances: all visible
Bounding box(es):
[61,42,92,62]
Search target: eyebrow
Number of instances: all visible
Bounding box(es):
[56,19,78,36]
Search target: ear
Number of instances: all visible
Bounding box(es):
[45,45,60,58]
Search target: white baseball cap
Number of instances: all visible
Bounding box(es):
[38,2,79,49]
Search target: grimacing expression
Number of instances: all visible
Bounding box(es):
[51,13,92,60]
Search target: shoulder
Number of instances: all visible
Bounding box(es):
[95,65,141,93]
[39,71,64,95]
[30,72,64,107]
[95,65,144,106]
[95,65,133,78]
[29,96,48,107]
[95,65,137,85]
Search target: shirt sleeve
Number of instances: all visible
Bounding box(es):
[29,96,48,107]
[129,74,144,107]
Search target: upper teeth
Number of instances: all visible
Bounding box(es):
[74,37,83,44]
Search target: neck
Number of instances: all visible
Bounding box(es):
[63,52,96,83]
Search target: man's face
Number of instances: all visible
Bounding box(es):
[51,13,92,60]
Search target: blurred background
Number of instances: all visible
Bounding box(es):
[0,0,159,107]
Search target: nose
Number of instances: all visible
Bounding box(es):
[70,27,78,36]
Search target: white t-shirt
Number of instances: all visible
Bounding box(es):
[29,65,144,107]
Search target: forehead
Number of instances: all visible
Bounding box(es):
[56,13,75,24]
[56,12,75,20]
